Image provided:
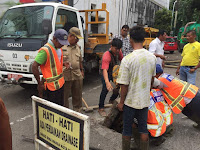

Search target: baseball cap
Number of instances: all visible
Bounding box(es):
[69,27,83,39]
[54,29,69,45]
[156,64,163,74]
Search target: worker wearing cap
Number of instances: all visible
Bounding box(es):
[63,27,84,112]
[32,29,69,106]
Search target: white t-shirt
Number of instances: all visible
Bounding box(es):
[117,49,157,109]
[149,38,165,68]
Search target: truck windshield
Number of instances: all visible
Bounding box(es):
[0,6,54,39]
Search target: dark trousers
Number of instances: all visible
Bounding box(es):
[182,91,200,124]
[45,85,64,106]
[99,75,119,109]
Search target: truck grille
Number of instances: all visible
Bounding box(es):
[6,62,29,73]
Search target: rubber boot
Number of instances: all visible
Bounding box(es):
[139,139,149,150]
[132,127,140,148]
[122,136,131,150]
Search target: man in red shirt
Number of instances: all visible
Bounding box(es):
[98,38,123,116]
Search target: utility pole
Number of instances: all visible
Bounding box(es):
[171,0,177,36]
[173,0,179,36]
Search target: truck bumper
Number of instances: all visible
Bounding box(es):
[0,71,42,84]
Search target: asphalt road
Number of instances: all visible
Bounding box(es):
[1,50,200,150]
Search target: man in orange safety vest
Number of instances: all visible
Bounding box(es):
[153,73,200,130]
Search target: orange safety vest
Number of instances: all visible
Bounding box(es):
[39,43,64,91]
[158,73,198,114]
[151,89,173,126]
[147,92,166,137]
[158,101,173,126]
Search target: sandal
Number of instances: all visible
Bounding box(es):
[98,109,107,117]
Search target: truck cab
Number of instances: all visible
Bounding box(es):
[0,2,84,86]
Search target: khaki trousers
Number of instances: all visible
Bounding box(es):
[64,79,83,111]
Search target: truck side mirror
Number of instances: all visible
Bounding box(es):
[42,19,52,35]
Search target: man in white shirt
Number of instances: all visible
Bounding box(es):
[117,26,157,150]
[149,30,167,71]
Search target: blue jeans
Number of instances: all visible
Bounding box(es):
[180,66,196,85]
[123,105,148,136]
[99,75,119,109]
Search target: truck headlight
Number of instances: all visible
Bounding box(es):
[29,62,34,73]
[0,59,6,70]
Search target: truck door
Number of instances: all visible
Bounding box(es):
[55,8,78,32]
[55,7,84,57]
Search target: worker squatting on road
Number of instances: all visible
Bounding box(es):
[153,73,200,130]
[109,72,200,149]
[0,98,12,150]
[147,89,173,146]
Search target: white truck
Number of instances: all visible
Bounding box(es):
[0,2,109,88]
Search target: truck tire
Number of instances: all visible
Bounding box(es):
[19,83,37,89]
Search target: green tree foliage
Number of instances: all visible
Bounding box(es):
[191,0,200,10]
[154,8,172,34]
[170,0,200,35]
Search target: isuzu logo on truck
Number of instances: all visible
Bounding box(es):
[7,43,23,47]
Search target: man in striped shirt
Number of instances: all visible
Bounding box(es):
[113,25,133,56]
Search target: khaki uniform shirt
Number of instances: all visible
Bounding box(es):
[63,45,83,81]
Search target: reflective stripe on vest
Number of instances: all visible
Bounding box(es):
[148,92,166,137]
[151,89,173,126]
[179,79,197,95]
[147,104,166,137]
[44,45,61,90]
[162,89,184,112]
[162,81,191,112]
[160,101,173,126]
[45,73,63,83]
[159,74,198,114]
[39,44,64,91]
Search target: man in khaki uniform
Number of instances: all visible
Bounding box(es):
[63,27,84,112]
